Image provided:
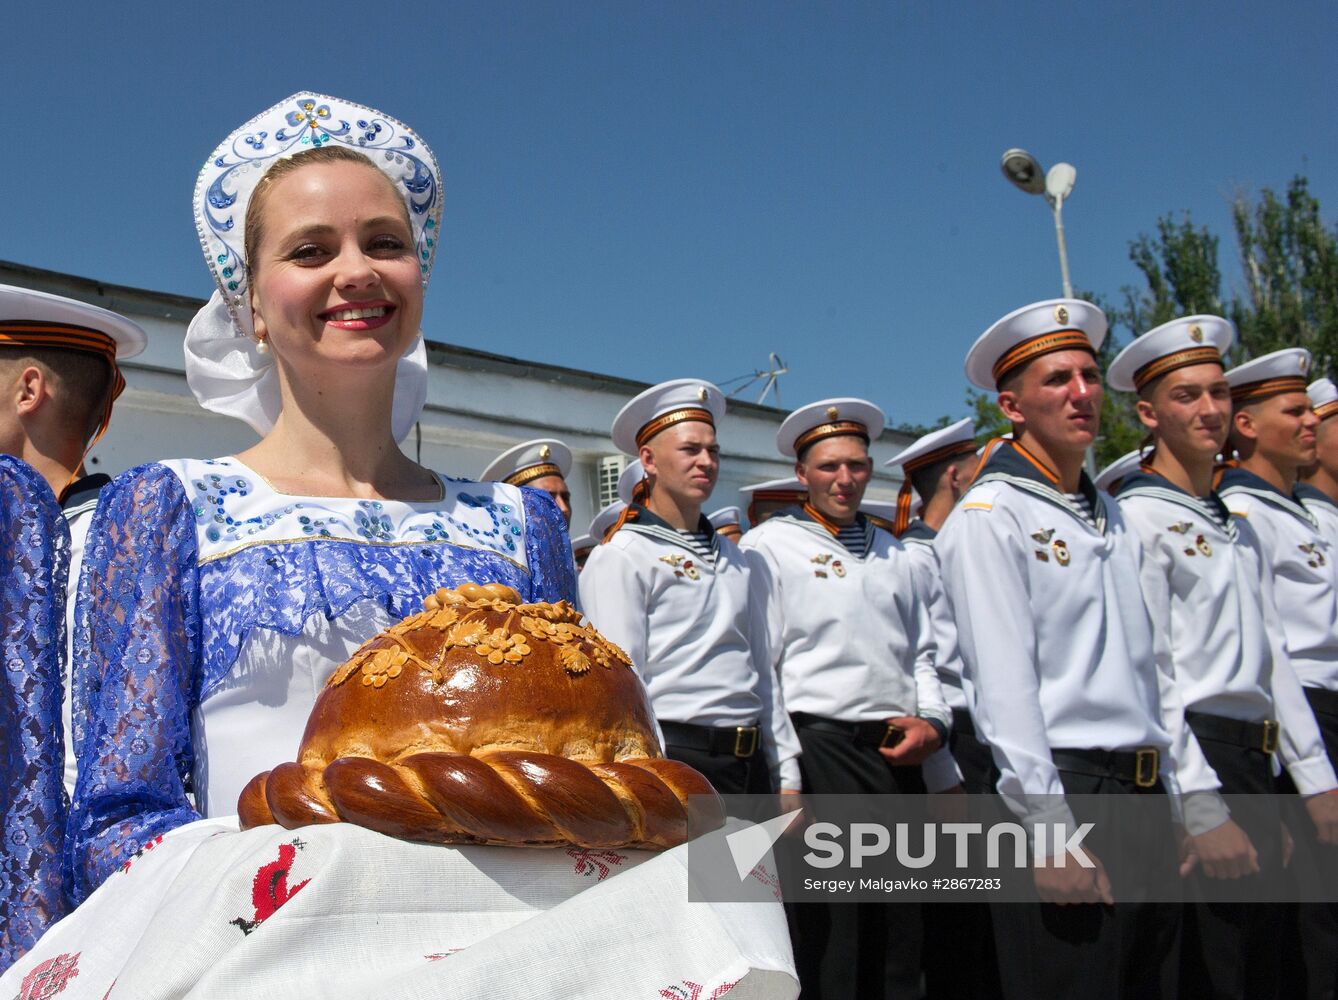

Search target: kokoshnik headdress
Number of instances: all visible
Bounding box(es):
[186,93,443,441]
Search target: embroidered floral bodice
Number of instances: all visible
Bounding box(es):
[0,456,70,971]
[67,458,576,901]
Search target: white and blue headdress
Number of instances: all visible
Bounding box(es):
[185,93,443,440]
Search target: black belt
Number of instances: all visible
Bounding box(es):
[951,707,977,740]
[1051,747,1161,788]
[1186,710,1279,754]
[1305,686,1338,720]
[792,712,904,749]
[660,720,759,758]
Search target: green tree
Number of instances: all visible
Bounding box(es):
[1231,176,1338,375]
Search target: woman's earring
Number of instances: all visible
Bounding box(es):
[255,336,270,355]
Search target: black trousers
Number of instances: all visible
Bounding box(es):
[921,708,1002,999]
[1180,716,1282,1000]
[661,741,775,795]
[1280,689,1338,1000]
[991,769,1182,1000]
[789,719,927,1000]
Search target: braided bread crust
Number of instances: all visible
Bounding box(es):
[238,751,723,849]
[238,584,725,850]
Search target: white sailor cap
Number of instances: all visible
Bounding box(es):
[707,506,743,531]
[1308,378,1338,422]
[1094,450,1144,495]
[611,378,726,456]
[589,500,626,541]
[777,398,886,458]
[570,533,596,554]
[965,298,1108,390]
[882,417,977,534]
[884,418,977,470]
[740,476,807,526]
[1107,315,1234,393]
[1225,348,1312,405]
[617,459,645,504]
[480,439,573,487]
[0,284,147,361]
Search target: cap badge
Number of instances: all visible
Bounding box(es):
[1189,325,1203,343]
[826,406,839,420]
[1054,305,1070,325]
[539,445,551,460]
[697,386,709,402]
[1300,356,1310,374]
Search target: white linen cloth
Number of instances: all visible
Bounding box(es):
[3,817,796,999]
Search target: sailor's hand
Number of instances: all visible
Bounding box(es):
[878,716,941,765]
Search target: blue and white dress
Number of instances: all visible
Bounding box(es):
[66,457,576,901]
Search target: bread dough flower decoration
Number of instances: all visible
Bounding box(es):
[476,628,532,665]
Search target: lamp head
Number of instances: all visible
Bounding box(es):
[1001,148,1045,194]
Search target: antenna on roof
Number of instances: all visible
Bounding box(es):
[718,353,789,407]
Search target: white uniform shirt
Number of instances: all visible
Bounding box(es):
[1118,472,1337,829]
[579,508,801,789]
[1221,469,1338,692]
[739,509,949,730]
[935,444,1176,832]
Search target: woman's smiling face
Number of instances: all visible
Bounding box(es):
[248,158,423,378]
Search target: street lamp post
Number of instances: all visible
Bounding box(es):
[1000,149,1076,298]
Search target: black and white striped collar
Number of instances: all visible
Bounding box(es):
[1115,469,1238,540]
[1217,467,1319,530]
[622,504,721,564]
[974,441,1108,535]
[899,518,937,544]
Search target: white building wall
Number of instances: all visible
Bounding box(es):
[1,261,911,532]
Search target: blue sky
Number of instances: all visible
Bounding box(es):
[2,1,1333,427]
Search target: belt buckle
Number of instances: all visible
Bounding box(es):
[880,723,904,749]
[734,726,759,758]
[1134,748,1159,788]
[1261,720,1280,754]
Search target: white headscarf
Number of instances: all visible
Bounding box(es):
[185,93,443,440]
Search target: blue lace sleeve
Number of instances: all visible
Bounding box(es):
[66,464,202,903]
[520,487,578,605]
[0,456,69,973]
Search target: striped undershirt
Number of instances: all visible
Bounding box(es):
[835,523,869,558]
[1201,497,1231,531]
[1064,492,1099,530]
[677,528,716,565]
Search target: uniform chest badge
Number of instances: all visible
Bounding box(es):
[659,553,701,580]
[1051,539,1071,566]
[1031,528,1065,564]
[1167,522,1193,534]
[1195,535,1212,557]
[1300,542,1327,568]
[811,553,846,578]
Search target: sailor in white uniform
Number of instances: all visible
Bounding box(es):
[741,397,948,1000]
[1299,377,1338,547]
[885,417,1004,1000]
[1220,349,1338,999]
[1110,318,1338,998]
[482,438,574,528]
[935,299,1182,1000]
[0,284,147,796]
[579,379,800,795]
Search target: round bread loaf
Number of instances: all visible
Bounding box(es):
[238,582,723,850]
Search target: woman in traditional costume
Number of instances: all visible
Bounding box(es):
[65,93,577,902]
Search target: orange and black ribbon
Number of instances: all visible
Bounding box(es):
[991,330,1093,386]
[892,440,979,536]
[505,463,563,487]
[635,408,714,448]
[793,420,868,457]
[1231,376,1308,404]
[1132,346,1222,392]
